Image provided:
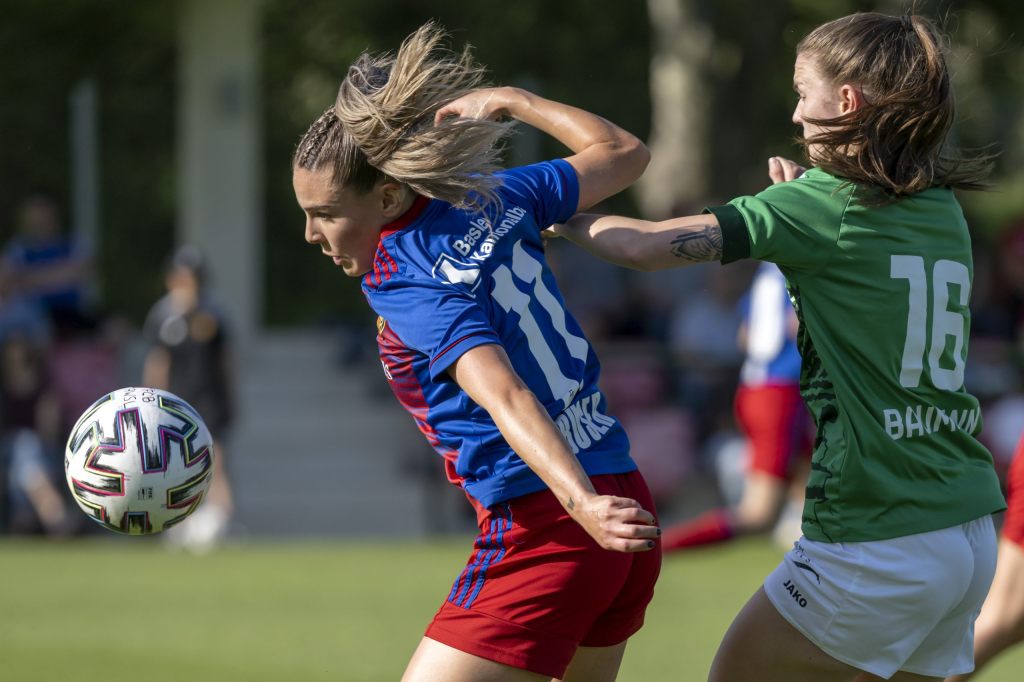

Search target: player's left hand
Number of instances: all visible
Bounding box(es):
[435,87,511,125]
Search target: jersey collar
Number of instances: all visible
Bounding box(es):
[379,195,430,240]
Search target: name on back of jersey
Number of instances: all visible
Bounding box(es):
[882,403,981,441]
[555,391,617,454]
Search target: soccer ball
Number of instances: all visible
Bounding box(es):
[64,386,214,535]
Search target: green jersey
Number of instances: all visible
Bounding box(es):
[709,168,1005,543]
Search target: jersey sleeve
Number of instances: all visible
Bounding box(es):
[369,278,501,380]
[706,173,849,270]
[497,159,580,228]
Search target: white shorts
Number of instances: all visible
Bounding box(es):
[764,516,997,679]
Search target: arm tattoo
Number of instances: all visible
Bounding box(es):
[566,497,575,511]
[669,224,723,263]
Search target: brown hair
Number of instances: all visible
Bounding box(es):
[796,12,992,203]
[292,22,513,210]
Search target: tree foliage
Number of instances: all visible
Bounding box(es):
[1,0,1020,324]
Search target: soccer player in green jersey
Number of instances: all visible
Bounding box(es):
[552,11,1005,682]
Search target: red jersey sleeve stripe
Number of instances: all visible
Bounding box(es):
[429,333,493,369]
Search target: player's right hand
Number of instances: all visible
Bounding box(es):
[569,493,660,553]
[434,87,516,125]
[768,156,806,184]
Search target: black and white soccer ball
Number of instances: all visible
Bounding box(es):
[64,387,214,535]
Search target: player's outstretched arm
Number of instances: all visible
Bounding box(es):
[545,154,801,271]
[447,343,659,553]
[551,212,723,271]
[435,86,649,211]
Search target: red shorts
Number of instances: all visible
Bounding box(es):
[734,383,812,480]
[424,471,662,678]
[1002,435,1024,547]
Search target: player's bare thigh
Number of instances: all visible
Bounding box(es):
[402,637,548,682]
[560,642,627,682]
[402,638,629,682]
[709,587,863,682]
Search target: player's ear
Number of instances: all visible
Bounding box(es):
[838,83,866,115]
[378,181,411,219]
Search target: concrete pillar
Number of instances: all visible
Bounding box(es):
[177,0,263,339]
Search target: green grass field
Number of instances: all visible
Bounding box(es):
[1,537,1022,681]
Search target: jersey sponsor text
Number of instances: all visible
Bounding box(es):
[453,206,527,261]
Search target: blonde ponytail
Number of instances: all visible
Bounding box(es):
[294,22,514,211]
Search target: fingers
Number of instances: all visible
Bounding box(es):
[583,495,660,553]
[434,90,499,126]
[768,156,807,184]
[601,523,661,553]
[434,105,455,126]
[604,496,657,526]
[614,502,657,527]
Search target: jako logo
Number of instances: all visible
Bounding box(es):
[782,579,808,608]
[432,253,481,290]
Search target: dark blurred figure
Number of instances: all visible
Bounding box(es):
[0,193,92,321]
[0,334,76,534]
[143,245,236,550]
[971,223,1024,472]
[996,223,1024,353]
[668,264,753,442]
[599,340,696,508]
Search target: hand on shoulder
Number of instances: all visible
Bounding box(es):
[768,156,807,185]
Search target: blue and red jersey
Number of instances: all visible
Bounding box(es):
[363,160,635,508]
[738,262,801,387]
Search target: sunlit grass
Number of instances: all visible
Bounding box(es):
[0,537,1021,681]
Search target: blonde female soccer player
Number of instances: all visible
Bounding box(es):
[552,12,1004,682]
[291,23,660,682]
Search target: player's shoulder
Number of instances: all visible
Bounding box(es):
[496,158,567,181]
[737,168,853,225]
[367,204,487,296]
[495,159,574,196]
[753,168,847,202]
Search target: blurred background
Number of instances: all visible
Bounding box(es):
[1,1,1023,680]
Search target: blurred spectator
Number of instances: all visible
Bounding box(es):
[668,264,751,440]
[972,222,1024,472]
[0,334,76,535]
[996,222,1024,352]
[600,339,697,506]
[47,310,122,440]
[0,270,50,348]
[0,193,93,321]
[143,245,236,551]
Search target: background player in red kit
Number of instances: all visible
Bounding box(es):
[291,23,659,681]
[662,261,812,551]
